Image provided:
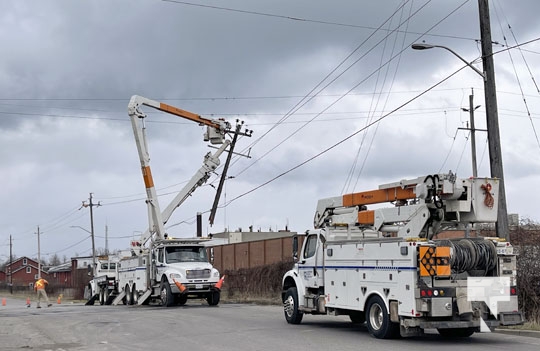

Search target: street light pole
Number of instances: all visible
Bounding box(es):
[410,43,485,78]
[412,23,509,239]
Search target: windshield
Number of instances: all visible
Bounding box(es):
[165,246,208,263]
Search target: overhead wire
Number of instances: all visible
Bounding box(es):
[342,2,407,194]
[160,0,478,43]
[220,65,469,208]
[232,0,433,178]
[493,1,540,151]
[351,1,414,193]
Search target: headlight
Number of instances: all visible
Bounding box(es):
[213,270,220,277]
[169,273,182,279]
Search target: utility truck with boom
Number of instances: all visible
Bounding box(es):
[107,95,251,307]
[282,172,523,338]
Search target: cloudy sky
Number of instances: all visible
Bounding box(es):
[1,0,539,263]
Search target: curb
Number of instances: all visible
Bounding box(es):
[495,328,540,338]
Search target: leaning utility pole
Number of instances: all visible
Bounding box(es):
[478,0,509,239]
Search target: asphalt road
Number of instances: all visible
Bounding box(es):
[1,296,539,351]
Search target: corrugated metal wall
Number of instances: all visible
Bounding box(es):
[211,236,304,272]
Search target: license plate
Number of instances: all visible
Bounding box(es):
[195,284,203,289]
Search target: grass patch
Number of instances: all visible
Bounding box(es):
[502,322,540,331]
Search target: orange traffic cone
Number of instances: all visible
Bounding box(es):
[26,297,31,307]
[215,275,225,290]
[57,296,61,304]
[1,298,6,306]
[173,279,186,293]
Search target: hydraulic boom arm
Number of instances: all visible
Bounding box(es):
[127,95,251,246]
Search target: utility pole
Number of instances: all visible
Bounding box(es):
[36,226,41,279]
[460,88,483,177]
[82,193,100,277]
[9,235,13,294]
[478,0,509,239]
[105,224,109,255]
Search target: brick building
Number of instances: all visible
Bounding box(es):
[4,257,49,289]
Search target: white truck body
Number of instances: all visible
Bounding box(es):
[99,95,246,307]
[87,255,121,305]
[282,173,524,338]
[116,238,221,306]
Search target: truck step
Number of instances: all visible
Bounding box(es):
[111,291,126,305]
[137,290,152,305]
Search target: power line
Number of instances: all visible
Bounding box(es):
[223,65,468,207]
[160,0,479,43]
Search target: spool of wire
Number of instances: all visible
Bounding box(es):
[437,239,497,274]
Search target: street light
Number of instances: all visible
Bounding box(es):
[411,43,485,79]
[71,225,96,277]
[411,41,509,240]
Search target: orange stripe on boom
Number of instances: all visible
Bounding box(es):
[142,166,154,188]
[358,210,375,224]
[343,187,416,206]
[159,102,218,128]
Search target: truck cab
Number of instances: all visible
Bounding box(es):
[153,240,221,306]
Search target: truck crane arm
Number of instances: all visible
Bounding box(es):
[314,172,499,238]
[127,95,251,245]
[134,140,230,247]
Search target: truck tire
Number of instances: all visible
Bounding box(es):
[160,280,174,307]
[437,328,475,338]
[207,290,220,306]
[175,294,188,306]
[99,288,105,305]
[132,284,139,305]
[365,295,399,339]
[125,284,133,305]
[103,287,110,305]
[283,287,303,324]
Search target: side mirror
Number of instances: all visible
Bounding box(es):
[210,247,215,264]
[292,236,299,262]
[87,264,92,276]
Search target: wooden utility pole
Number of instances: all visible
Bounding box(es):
[478,0,509,239]
[36,226,41,279]
[9,235,13,294]
[460,88,483,177]
[82,193,100,277]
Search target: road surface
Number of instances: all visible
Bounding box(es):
[1,296,539,351]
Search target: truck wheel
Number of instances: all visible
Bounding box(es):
[125,285,133,305]
[283,287,303,324]
[437,328,475,337]
[175,294,188,306]
[207,291,220,306]
[365,295,399,339]
[99,288,105,305]
[103,287,110,305]
[132,285,139,305]
[160,280,174,307]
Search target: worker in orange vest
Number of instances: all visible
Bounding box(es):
[35,277,52,308]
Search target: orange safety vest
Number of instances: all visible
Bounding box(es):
[35,278,48,290]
